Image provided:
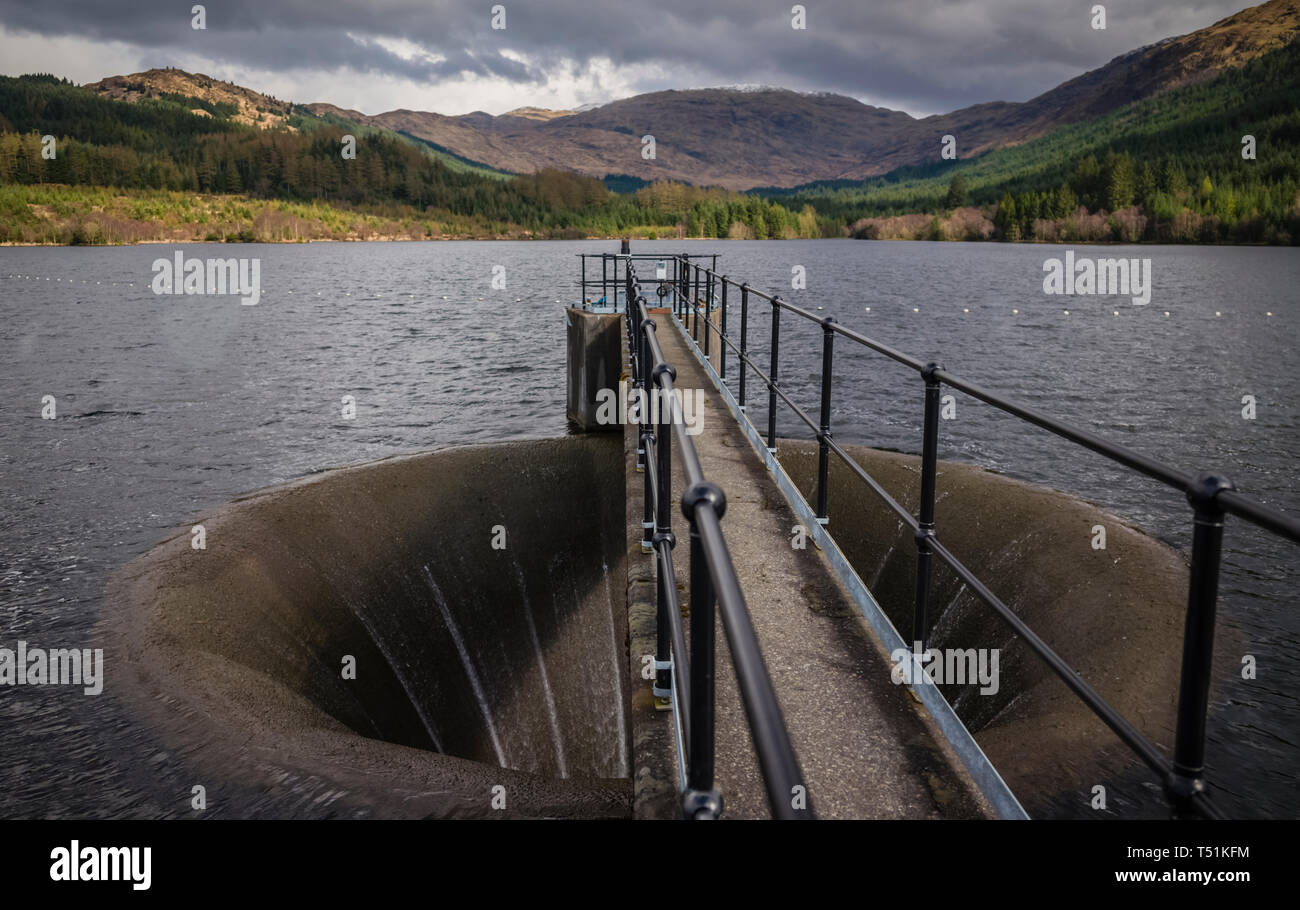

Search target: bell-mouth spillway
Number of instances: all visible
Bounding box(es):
[104,436,633,819]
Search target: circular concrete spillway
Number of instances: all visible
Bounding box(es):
[105,436,632,818]
[779,440,1220,815]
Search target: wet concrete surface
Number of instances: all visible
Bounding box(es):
[104,438,632,818]
[632,321,993,819]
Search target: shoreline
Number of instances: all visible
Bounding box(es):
[0,235,1281,248]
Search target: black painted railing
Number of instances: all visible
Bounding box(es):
[670,256,1300,820]
[580,252,716,312]
[620,260,812,820]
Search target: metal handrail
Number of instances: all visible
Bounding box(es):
[619,261,812,820]
[579,252,718,313]
[671,255,1298,819]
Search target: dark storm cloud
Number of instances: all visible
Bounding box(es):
[0,0,1254,113]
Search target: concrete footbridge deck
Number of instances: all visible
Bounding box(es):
[628,319,993,819]
[568,245,1300,821]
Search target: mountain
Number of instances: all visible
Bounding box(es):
[779,36,1300,245]
[308,87,916,189]
[292,0,1300,189]
[89,68,296,129]
[3,0,1297,246]
[79,1,1300,190]
[3,27,1298,245]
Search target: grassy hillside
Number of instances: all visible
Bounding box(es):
[766,40,1300,244]
[4,36,1297,246]
[0,74,809,243]
[288,105,514,179]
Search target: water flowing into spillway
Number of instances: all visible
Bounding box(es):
[105,436,632,818]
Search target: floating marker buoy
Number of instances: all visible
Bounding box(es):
[1063,310,1069,315]
[963,308,969,313]
[1215,311,1222,317]
[1266,311,1273,317]
[865,307,870,312]
[1113,311,1119,316]
[1012,309,1018,314]
[913,307,919,312]
[1164,312,1170,317]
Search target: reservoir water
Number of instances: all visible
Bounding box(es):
[0,239,1295,818]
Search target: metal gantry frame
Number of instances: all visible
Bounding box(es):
[666,254,1300,820]
[579,252,718,315]
[621,260,812,820]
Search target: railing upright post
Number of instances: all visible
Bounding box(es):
[739,284,749,411]
[640,309,657,550]
[654,365,675,541]
[682,484,723,820]
[692,266,700,344]
[767,296,781,452]
[816,317,836,522]
[679,259,688,318]
[633,279,645,473]
[627,276,638,404]
[1168,473,1234,817]
[703,272,712,359]
[651,360,677,705]
[626,270,635,328]
[913,363,942,649]
[719,278,728,382]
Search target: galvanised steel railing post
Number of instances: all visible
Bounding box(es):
[913,363,942,649]
[682,482,725,820]
[739,284,749,411]
[767,296,781,453]
[1167,473,1234,817]
[719,278,728,382]
[816,316,836,523]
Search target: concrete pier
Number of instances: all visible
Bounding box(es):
[625,319,994,819]
[620,296,1196,818]
[566,308,622,431]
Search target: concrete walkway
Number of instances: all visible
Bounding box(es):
[634,318,993,819]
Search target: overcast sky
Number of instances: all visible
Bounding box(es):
[0,0,1255,117]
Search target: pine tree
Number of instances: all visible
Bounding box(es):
[944,174,969,209]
